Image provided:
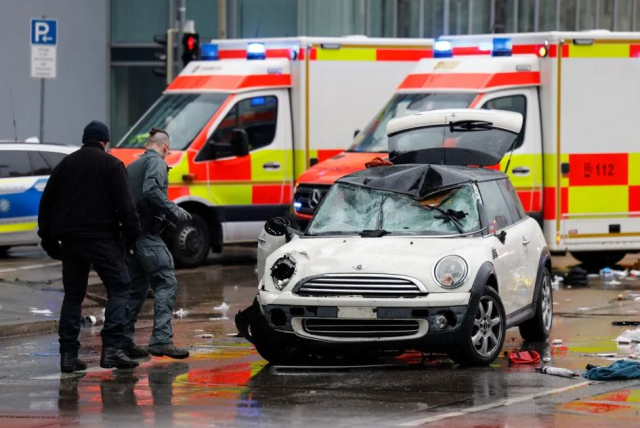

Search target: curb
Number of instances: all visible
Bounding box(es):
[0,320,58,338]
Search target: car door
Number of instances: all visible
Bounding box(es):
[195,89,294,242]
[478,179,526,316]
[479,89,543,221]
[0,149,39,245]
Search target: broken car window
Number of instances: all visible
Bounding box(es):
[307,183,481,236]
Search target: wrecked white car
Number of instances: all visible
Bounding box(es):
[236,109,552,366]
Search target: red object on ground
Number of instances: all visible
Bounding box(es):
[508,350,541,364]
[365,157,393,168]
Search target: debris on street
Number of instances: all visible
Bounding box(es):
[508,350,541,364]
[29,308,53,316]
[552,339,563,345]
[174,308,189,318]
[584,360,640,381]
[537,366,580,378]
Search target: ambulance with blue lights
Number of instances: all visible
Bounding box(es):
[294,31,640,266]
[111,37,432,267]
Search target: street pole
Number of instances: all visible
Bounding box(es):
[218,0,227,39]
[177,0,186,70]
[39,78,44,142]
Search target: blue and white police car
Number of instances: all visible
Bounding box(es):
[0,142,77,255]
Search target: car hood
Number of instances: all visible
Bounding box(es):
[297,152,387,186]
[265,235,491,294]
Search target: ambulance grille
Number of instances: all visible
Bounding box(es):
[293,185,331,216]
[303,319,420,338]
[295,274,424,298]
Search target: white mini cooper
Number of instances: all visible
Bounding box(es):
[236,109,552,366]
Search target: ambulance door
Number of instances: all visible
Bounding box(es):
[478,88,543,224]
[196,89,293,242]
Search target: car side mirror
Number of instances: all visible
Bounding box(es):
[496,230,507,244]
[231,129,250,157]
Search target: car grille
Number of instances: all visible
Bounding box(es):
[293,185,331,216]
[295,274,424,298]
[303,319,421,339]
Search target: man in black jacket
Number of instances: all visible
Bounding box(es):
[38,120,142,373]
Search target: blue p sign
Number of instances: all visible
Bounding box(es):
[31,19,57,45]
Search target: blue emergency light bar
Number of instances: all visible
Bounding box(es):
[433,40,453,58]
[247,42,266,60]
[201,43,219,61]
[492,38,512,57]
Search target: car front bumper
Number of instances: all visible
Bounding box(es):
[257,290,471,344]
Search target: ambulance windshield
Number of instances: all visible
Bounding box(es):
[348,93,475,153]
[118,93,229,150]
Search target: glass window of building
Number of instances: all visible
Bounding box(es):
[471,0,492,33]
[187,0,219,40]
[369,0,395,37]
[237,0,297,38]
[397,0,421,37]
[599,0,614,30]
[111,0,169,44]
[559,0,577,31]
[424,0,445,37]
[449,0,470,35]
[616,0,635,31]
[518,0,536,32]
[304,0,365,36]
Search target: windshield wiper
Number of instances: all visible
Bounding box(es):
[449,120,493,132]
[424,205,467,234]
[359,229,389,238]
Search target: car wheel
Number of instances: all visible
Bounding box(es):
[0,246,10,258]
[451,286,506,366]
[519,268,553,341]
[171,213,211,268]
[571,251,626,268]
[249,314,309,365]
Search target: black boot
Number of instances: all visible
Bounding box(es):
[149,344,190,360]
[60,353,88,373]
[100,347,139,369]
[121,344,150,359]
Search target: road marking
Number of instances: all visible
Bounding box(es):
[397,381,591,426]
[0,261,61,274]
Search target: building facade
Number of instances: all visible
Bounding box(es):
[2,1,639,144]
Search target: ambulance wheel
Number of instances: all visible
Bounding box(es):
[519,268,553,342]
[571,251,626,268]
[172,213,210,268]
[451,287,506,366]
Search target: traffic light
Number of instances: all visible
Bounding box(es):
[181,33,200,67]
[153,33,169,79]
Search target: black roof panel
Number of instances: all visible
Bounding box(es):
[337,164,506,200]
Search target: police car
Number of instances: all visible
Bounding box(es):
[238,109,552,366]
[0,142,77,255]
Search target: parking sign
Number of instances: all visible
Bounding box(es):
[30,18,57,78]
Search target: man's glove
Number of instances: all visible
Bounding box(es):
[41,237,62,260]
[177,207,192,223]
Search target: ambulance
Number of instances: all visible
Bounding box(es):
[293,31,640,266]
[111,37,433,267]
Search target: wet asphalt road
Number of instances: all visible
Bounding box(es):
[1,248,640,427]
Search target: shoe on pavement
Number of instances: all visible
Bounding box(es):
[60,353,88,373]
[121,344,150,359]
[100,347,139,369]
[148,343,190,359]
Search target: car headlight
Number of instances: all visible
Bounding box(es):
[270,255,296,290]
[434,255,468,288]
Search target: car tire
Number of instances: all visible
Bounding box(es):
[249,314,308,365]
[451,286,506,366]
[0,246,10,258]
[171,213,211,268]
[519,268,553,342]
[571,251,626,268]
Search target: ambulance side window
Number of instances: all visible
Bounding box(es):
[482,95,527,149]
[200,96,278,161]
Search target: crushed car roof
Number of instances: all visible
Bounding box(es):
[337,164,505,200]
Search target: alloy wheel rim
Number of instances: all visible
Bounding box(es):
[541,276,553,331]
[472,295,503,357]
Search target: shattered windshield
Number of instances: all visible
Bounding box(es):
[306,183,481,237]
[118,93,228,150]
[348,93,476,153]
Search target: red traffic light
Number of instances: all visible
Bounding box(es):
[187,36,195,51]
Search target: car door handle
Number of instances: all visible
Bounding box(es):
[262,162,281,170]
[522,237,531,246]
[511,166,530,175]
